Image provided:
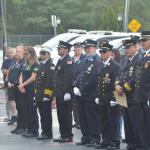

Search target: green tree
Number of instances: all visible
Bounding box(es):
[101,5,119,31]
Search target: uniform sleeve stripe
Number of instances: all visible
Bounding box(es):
[44,89,53,96]
[124,82,132,91]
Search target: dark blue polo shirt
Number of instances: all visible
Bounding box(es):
[1,58,15,81]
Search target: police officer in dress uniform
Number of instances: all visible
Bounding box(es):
[94,40,120,150]
[73,39,103,147]
[35,48,55,140]
[72,42,85,129]
[53,41,74,143]
[115,37,147,150]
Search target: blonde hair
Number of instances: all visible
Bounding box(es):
[24,46,37,65]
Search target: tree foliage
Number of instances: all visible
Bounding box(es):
[0,0,149,35]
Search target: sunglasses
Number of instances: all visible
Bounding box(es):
[40,51,47,55]
[99,51,108,54]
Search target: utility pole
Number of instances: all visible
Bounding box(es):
[1,0,7,59]
[123,0,129,32]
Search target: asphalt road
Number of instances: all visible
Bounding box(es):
[0,89,127,150]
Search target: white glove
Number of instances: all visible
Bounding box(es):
[73,87,81,96]
[147,100,150,107]
[110,101,117,107]
[95,98,99,104]
[64,93,71,101]
[43,97,50,101]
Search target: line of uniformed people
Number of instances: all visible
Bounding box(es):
[5,31,150,150]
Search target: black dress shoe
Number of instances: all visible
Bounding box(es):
[53,136,63,142]
[21,129,29,137]
[107,143,120,150]
[86,140,100,147]
[11,128,19,134]
[22,132,38,138]
[59,137,73,143]
[37,134,52,140]
[14,128,25,134]
[94,143,109,149]
[76,141,89,145]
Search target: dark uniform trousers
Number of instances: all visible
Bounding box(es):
[13,86,26,129]
[56,97,72,138]
[97,59,120,145]
[74,54,102,143]
[72,95,80,126]
[131,52,150,149]
[35,59,55,137]
[78,97,100,142]
[36,101,52,137]
[116,52,148,149]
[54,54,73,138]
[72,54,85,127]
[122,104,147,149]
[25,86,39,134]
[99,105,119,144]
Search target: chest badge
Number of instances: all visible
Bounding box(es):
[104,73,111,82]
[129,67,134,76]
[144,62,149,69]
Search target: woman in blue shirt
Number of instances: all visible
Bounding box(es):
[18,46,39,138]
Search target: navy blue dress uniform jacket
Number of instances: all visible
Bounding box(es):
[54,54,73,98]
[35,59,55,101]
[133,51,150,103]
[72,54,86,85]
[116,52,142,104]
[74,54,103,101]
[97,59,120,105]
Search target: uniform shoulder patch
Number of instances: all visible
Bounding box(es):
[33,67,39,72]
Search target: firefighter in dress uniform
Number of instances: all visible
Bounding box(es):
[74,39,103,147]
[94,40,120,150]
[53,41,74,143]
[35,48,55,140]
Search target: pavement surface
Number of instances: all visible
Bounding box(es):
[0,89,127,150]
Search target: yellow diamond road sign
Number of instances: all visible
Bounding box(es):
[128,19,141,33]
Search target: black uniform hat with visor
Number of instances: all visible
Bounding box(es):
[99,40,113,53]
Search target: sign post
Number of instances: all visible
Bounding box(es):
[51,15,57,36]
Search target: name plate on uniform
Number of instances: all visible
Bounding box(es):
[113,91,128,108]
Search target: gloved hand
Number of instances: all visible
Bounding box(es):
[95,98,99,104]
[73,87,81,96]
[64,93,71,101]
[110,101,117,107]
[147,100,150,107]
[43,97,50,102]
